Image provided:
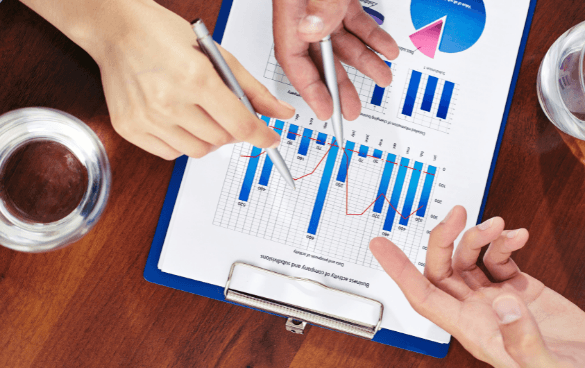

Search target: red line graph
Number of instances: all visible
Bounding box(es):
[293,144,334,181]
[264,126,435,176]
[241,151,266,159]
[240,131,434,221]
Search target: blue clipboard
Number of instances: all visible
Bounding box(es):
[144,0,538,359]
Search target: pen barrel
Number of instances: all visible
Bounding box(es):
[192,20,295,189]
[239,96,256,114]
[320,37,344,145]
[320,39,341,114]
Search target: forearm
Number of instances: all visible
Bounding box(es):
[19,0,149,66]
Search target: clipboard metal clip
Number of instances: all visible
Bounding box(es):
[285,318,307,334]
[224,262,384,339]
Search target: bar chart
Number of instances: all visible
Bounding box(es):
[263,45,395,113]
[397,69,458,133]
[214,117,439,269]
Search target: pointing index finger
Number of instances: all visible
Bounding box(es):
[424,206,472,300]
[369,237,462,332]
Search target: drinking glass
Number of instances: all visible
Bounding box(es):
[0,108,111,252]
[537,21,585,139]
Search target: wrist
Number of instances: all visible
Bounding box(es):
[68,0,156,67]
[19,0,153,67]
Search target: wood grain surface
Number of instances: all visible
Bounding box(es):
[1,1,585,367]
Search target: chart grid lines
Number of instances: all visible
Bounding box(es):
[264,45,396,114]
[213,117,439,269]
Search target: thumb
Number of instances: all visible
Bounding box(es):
[493,294,559,368]
[297,0,352,42]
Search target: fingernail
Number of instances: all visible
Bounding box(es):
[278,100,294,110]
[298,15,324,34]
[440,209,453,224]
[507,230,519,239]
[478,218,494,231]
[493,296,522,324]
[270,140,281,149]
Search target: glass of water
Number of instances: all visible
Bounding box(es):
[0,108,111,252]
[537,21,585,139]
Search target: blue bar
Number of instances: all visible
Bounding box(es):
[382,157,409,232]
[274,119,285,135]
[308,139,340,235]
[336,141,355,183]
[358,145,369,158]
[238,146,263,201]
[437,81,455,119]
[421,76,438,112]
[401,71,422,117]
[260,115,271,124]
[370,85,385,106]
[373,153,397,213]
[369,61,392,108]
[287,124,299,140]
[258,120,285,186]
[298,128,313,156]
[416,166,437,217]
[373,149,382,159]
[399,162,423,226]
[258,156,273,186]
[316,133,327,145]
[273,119,285,133]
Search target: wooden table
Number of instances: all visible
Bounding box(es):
[1,1,584,367]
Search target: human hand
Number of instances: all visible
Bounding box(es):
[370,206,585,368]
[93,1,295,159]
[272,0,399,121]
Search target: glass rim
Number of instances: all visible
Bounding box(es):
[0,107,111,252]
[579,45,585,93]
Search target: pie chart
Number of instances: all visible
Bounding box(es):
[364,7,384,25]
[410,0,486,58]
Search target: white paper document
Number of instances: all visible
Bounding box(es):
[158,0,531,344]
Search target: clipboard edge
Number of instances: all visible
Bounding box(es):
[477,0,539,225]
[144,0,539,360]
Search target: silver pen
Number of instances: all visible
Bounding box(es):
[192,19,296,190]
[320,35,344,147]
